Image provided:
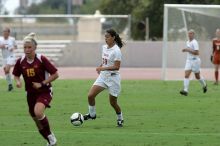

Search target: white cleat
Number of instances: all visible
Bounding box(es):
[46,132,57,146]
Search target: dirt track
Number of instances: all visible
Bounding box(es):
[0,67,214,80]
[57,67,214,80]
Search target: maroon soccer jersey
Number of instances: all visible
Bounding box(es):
[13,54,58,93]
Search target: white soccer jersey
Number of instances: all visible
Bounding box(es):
[0,36,17,59]
[184,38,201,73]
[94,44,122,97]
[186,39,199,60]
[100,44,122,75]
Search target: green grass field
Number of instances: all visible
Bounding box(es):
[0,79,220,146]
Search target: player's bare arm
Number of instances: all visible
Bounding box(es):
[182,48,199,55]
[14,45,18,49]
[0,44,5,48]
[96,60,121,72]
[96,64,103,74]
[8,47,15,52]
[9,45,17,51]
[14,76,22,88]
[32,71,59,89]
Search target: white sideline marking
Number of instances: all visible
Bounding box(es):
[0,129,220,136]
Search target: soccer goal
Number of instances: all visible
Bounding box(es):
[162,4,220,80]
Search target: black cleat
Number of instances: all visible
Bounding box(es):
[180,90,188,96]
[8,84,13,91]
[203,85,207,93]
[117,120,124,127]
[83,113,96,120]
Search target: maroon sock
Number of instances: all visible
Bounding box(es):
[39,116,52,140]
[215,71,219,82]
[39,129,49,142]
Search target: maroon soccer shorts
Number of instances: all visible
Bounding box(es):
[27,91,52,117]
[213,53,220,65]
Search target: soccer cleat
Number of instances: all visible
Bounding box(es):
[8,84,13,91]
[46,133,57,146]
[203,85,207,93]
[117,119,124,127]
[83,113,96,120]
[180,90,188,96]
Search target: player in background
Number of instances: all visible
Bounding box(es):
[211,28,220,85]
[0,27,17,91]
[180,29,207,96]
[13,33,58,146]
[83,29,124,127]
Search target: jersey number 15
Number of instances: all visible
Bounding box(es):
[26,68,35,77]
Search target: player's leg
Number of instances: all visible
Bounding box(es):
[84,85,105,120]
[4,64,13,91]
[32,117,48,140]
[180,60,192,96]
[30,105,51,143]
[193,58,207,93]
[27,95,47,141]
[32,117,57,146]
[213,53,220,85]
[194,72,207,93]
[34,102,57,146]
[88,85,105,106]
[108,75,123,126]
[214,64,219,85]
[34,103,50,141]
[34,92,56,145]
[180,70,191,96]
[109,94,124,127]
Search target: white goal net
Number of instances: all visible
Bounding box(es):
[162,4,220,80]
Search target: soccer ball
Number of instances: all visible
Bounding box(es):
[70,112,84,126]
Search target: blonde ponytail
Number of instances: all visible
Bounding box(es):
[23,32,37,46]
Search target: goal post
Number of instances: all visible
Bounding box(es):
[162,4,220,80]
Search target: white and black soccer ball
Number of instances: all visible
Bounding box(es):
[70,112,84,126]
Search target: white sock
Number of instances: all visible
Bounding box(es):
[88,105,96,117]
[117,112,123,121]
[199,77,206,87]
[184,78,190,92]
[5,73,12,85]
[38,115,45,120]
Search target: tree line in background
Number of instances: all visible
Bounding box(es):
[99,0,220,40]
[3,0,220,40]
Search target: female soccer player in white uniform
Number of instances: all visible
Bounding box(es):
[180,29,207,96]
[0,27,17,91]
[83,29,124,127]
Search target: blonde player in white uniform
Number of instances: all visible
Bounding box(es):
[180,29,207,96]
[0,27,17,91]
[83,29,124,127]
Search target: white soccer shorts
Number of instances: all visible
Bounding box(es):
[184,58,201,73]
[93,74,121,97]
[2,55,16,67]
